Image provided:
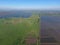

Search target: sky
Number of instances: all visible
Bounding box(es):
[0,0,60,10]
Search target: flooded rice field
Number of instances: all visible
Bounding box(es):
[41,16,60,45]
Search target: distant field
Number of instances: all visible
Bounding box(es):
[0,15,40,45]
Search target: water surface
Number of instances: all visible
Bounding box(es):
[41,16,60,43]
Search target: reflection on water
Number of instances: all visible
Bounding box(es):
[41,16,60,43]
[41,37,57,43]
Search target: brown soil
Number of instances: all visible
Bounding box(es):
[25,35,37,45]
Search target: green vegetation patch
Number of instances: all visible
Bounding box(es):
[0,15,40,45]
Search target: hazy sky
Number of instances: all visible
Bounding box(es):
[0,0,60,10]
